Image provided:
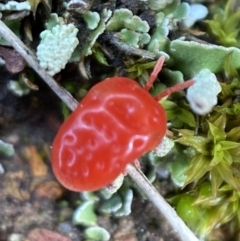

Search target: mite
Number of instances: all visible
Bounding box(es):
[51,56,194,191]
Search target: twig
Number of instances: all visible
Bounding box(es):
[0,20,199,241]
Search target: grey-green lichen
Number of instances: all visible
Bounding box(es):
[84,227,110,241]
[0,139,14,156]
[82,11,100,30]
[8,79,30,96]
[72,200,97,226]
[147,0,190,56]
[169,40,240,77]
[183,3,208,28]
[80,9,112,57]
[106,8,150,48]
[148,0,174,11]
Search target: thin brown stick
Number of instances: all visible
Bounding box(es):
[0,20,199,241]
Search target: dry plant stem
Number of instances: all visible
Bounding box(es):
[0,20,199,241]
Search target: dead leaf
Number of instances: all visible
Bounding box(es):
[21,73,39,90]
[23,19,33,42]
[24,146,48,177]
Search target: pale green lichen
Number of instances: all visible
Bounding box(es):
[84,226,110,241]
[106,8,133,31]
[169,40,240,77]
[80,9,112,57]
[8,79,30,96]
[124,15,149,32]
[99,193,122,214]
[183,3,208,28]
[81,192,100,202]
[106,8,151,47]
[72,200,97,226]
[148,0,174,11]
[119,29,141,48]
[0,1,31,11]
[0,139,14,156]
[147,1,189,56]
[114,189,133,217]
[83,11,100,30]
[147,18,170,56]
[45,13,64,31]
[167,149,192,187]
[172,2,190,20]
[37,17,79,76]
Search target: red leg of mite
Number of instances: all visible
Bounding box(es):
[133,159,141,169]
[123,159,141,176]
[154,79,195,101]
[144,56,165,91]
[166,129,173,136]
[122,169,128,176]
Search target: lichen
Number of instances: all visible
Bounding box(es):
[147,0,190,56]
[170,40,240,77]
[0,139,14,156]
[0,1,31,11]
[186,69,222,115]
[36,15,79,76]
[183,3,208,28]
[106,8,151,48]
[153,136,174,157]
[84,226,110,241]
[82,11,100,30]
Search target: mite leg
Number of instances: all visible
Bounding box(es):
[144,56,165,91]
[154,79,195,101]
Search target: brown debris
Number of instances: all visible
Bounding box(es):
[24,146,48,177]
[27,228,72,241]
[34,180,64,200]
[0,46,26,73]
[3,170,30,201]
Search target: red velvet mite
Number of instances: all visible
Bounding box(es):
[51,56,194,191]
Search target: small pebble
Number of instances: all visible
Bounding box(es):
[0,163,4,174]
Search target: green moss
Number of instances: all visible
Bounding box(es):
[205,0,240,47]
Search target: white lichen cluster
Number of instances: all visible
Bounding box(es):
[8,80,30,96]
[102,173,124,196]
[37,24,79,76]
[0,1,31,11]
[186,69,222,115]
[154,136,174,157]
